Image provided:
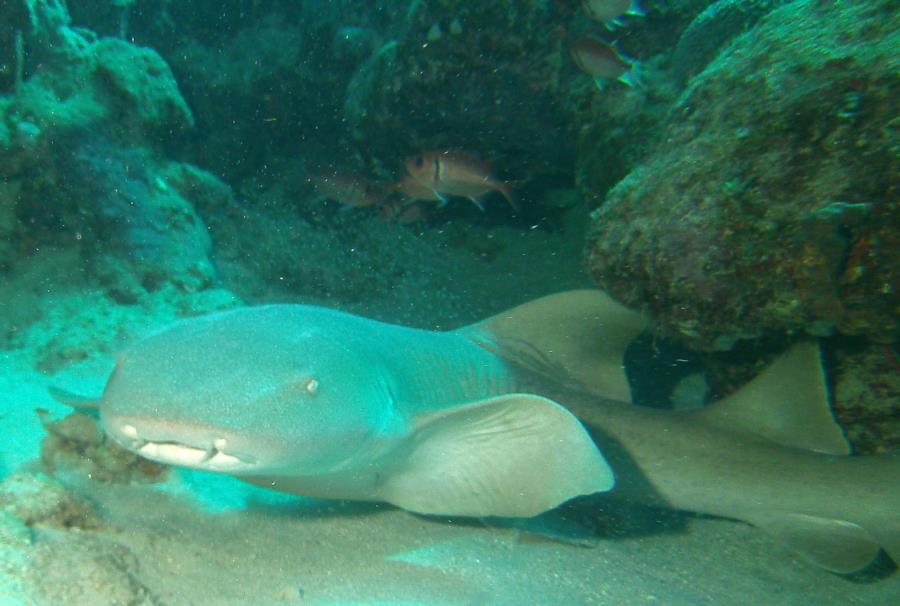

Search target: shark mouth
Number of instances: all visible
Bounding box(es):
[110,422,258,472]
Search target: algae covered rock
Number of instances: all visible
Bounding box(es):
[5,138,217,306]
[0,471,161,606]
[832,342,900,455]
[89,37,195,136]
[670,0,789,82]
[0,0,212,306]
[10,291,143,371]
[3,0,193,144]
[0,471,100,529]
[26,528,164,606]
[343,0,576,178]
[586,0,900,350]
[38,410,169,484]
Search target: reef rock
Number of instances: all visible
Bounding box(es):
[2,0,193,142]
[26,527,164,606]
[0,472,99,529]
[39,410,169,484]
[670,0,790,83]
[832,341,900,455]
[1,0,209,304]
[343,0,576,179]
[586,0,900,350]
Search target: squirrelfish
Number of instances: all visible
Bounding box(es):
[379,198,427,224]
[393,174,441,203]
[404,150,517,212]
[583,0,645,29]
[308,171,385,208]
[570,37,640,89]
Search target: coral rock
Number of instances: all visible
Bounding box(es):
[586,0,900,349]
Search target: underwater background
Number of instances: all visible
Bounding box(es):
[0,1,897,604]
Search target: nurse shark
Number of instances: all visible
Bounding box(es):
[54,291,898,574]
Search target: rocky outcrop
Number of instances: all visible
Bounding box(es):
[586,0,899,350]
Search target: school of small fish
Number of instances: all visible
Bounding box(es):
[311,1,646,221]
[571,0,645,89]
[310,150,515,223]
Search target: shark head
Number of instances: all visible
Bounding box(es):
[99,305,398,477]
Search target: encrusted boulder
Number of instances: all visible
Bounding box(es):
[39,410,169,484]
[0,472,100,529]
[586,0,900,350]
[343,0,577,178]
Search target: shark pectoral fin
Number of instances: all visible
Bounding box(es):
[457,290,649,403]
[378,394,614,519]
[47,385,102,414]
[750,512,881,574]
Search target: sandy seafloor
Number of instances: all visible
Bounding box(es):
[1,347,897,606]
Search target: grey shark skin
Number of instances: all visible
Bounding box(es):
[91,296,628,519]
[56,291,898,574]
[554,343,900,575]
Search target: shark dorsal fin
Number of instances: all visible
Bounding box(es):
[377,393,615,518]
[700,342,850,455]
[457,290,649,403]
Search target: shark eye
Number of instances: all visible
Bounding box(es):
[414,155,423,167]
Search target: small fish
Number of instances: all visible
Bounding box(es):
[393,174,442,203]
[308,171,385,208]
[569,37,640,89]
[404,150,517,212]
[583,0,645,29]
[379,198,427,224]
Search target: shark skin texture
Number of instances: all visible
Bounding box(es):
[92,298,625,519]
[53,291,899,574]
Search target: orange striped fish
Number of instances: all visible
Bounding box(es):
[403,150,517,212]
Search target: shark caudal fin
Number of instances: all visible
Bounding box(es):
[457,290,649,403]
[699,341,850,455]
[745,512,883,574]
[700,342,900,573]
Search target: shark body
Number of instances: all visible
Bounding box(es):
[555,344,900,574]
[92,300,619,518]
[57,291,899,574]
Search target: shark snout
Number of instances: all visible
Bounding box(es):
[103,416,259,473]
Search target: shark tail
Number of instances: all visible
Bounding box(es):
[703,342,898,574]
[456,290,650,403]
[746,453,900,575]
